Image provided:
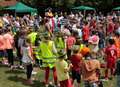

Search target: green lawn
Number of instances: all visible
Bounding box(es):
[0,64,45,87]
[0,64,116,87]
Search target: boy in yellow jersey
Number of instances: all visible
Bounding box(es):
[55,50,73,87]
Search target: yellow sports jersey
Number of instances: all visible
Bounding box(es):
[38,41,56,68]
[27,32,37,45]
[55,59,70,81]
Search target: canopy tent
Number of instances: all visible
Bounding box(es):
[5,2,37,13]
[72,5,95,10]
[113,7,120,10]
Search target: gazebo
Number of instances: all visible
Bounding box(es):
[5,2,37,16]
[72,5,95,10]
[113,7,120,10]
[72,5,95,15]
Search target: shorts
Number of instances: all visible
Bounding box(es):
[107,58,115,69]
[71,70,81,83]
[83,40,88,45]
[99,43,105,49]
[0,50,7,58]
[60,79,73,87]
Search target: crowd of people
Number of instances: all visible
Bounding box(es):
[0,9,120,87]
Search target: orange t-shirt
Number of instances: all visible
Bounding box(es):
[3,33,14,49]
[114,37,120,58]
[81,59,100,83]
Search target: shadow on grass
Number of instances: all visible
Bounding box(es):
[7,76,45,87]
[5,70,25,74]
[0,64,9,68]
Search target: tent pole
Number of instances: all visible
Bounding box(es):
[84,10,86,16]
[15,10,16,18]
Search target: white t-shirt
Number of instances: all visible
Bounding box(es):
[117,27,120,34]
[18,37,24,48]
[22,46,32,63]
[3,17,9,24]
[72,24,82,38]
[29,20,34,27]
[15,21,20,28]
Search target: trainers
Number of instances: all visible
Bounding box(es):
[32,71,37,75]
[45,84,49,87]
[19,66,24,69]
[54,84,60,87]
[10,66,14,70]
[25,79,34,85]
[101,78,109,82]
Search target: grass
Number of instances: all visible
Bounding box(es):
[0,63,58,87]
[0,64,44,87]
[0,63,116,87]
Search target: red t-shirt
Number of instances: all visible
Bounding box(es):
[69,54,82,72]
[82,25,90,41]
[114,23,119,30]
[105,45,117,61]
[90,20,96,29]
[107,22,114,33]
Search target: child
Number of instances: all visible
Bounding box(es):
[55,50,73,87]
[104,38,117,80]
[81,52,101,87]
[21,38,34,85]
[69,46,82,87]
[66,33,76,58]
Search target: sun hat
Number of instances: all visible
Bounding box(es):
[58,50,66,59]
[80,46,90,56]
[88,35,99,44]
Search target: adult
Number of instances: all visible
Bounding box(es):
[3,29,14,69]
[82,21,90,45]
[37,34,58,87]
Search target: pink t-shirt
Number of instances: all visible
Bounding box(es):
[66,36,76,49]
[3,33,14,49]
[0,35,5,50]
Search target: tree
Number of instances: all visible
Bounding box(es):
[20,0,116,12]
